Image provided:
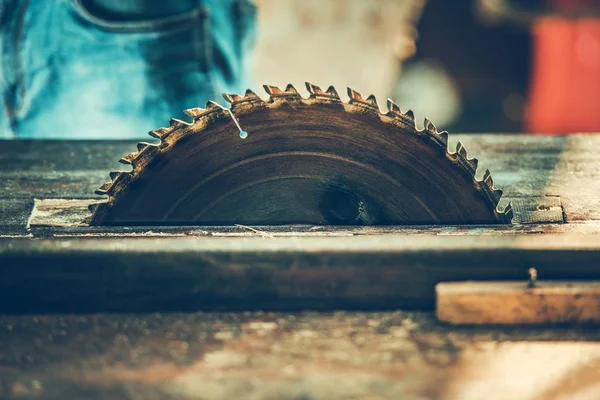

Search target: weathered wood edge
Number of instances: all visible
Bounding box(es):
[436,281,600,325]
[1,235,600,313]
[27,196,563,232]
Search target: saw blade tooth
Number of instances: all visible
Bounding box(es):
[137,142,151,152]
[347,88,364,101]
[480,169,505,209]
[119,152,140,165]
[148,127,170,139]
[493,188,503,202]
[424,117,438,133]
[306,83,342,104]
[263,85,283,96]
[182,101,223,118]
[95,171,129,197]
[326,86,340,99]
[170,118,188,128]
[305,82,324,95]
[423,117,430,130]
[224,89,267,109]
[348,88,380,112]
[469,157,479,172]
[119,153,135,165]
[205,100,221,110]
[502,202,514,221]
[404,110,415,121]
[123,143,154,169]
[365,94,379,108]
[284,83,300,96]
[387,98,402,115]
[264,83,302,101]
[222,93,243,104]
[88,202,101,214]
[483,169,494,187]
[94,182,111,195]
[119,154,134,165]
[438,131,449,147]
[183,108,203,118]
[456,142,478,176]
[243,89,265,103]
[109,171,122,180]
[231,89,267,107]
[456,141,467,157]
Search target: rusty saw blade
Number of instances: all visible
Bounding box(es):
[89,83,512,226]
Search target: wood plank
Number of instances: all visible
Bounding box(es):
[457,134,600,222]
[507,196,563,224]
[0,140,131,172]
[437,280,600,324]
[0,198,33,235]
[27,196,563,233]
[2,235,600,313]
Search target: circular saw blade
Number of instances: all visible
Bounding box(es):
[90,83,513,226]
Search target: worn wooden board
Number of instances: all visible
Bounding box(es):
[437,281,600,324]
[2,234,600,313]
[28,196,564,231]
[0,198,33,235]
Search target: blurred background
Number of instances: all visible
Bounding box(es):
[253,0,513,133]
[252,0,600,134]
[4,0,600,137]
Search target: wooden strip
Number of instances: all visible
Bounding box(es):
[2,236,600,313]
[436,281,600,325]
[507,196,564,224]
[29,196,563,229]
[0,198,33,235]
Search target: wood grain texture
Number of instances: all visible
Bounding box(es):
[29,196,563,230]
[437,281,600,324]
[2,235,600,312]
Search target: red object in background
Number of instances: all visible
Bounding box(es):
[527,16,600,134]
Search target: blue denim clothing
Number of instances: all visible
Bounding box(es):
[0,0,256,138]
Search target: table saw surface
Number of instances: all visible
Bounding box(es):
[1,134,600,399]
